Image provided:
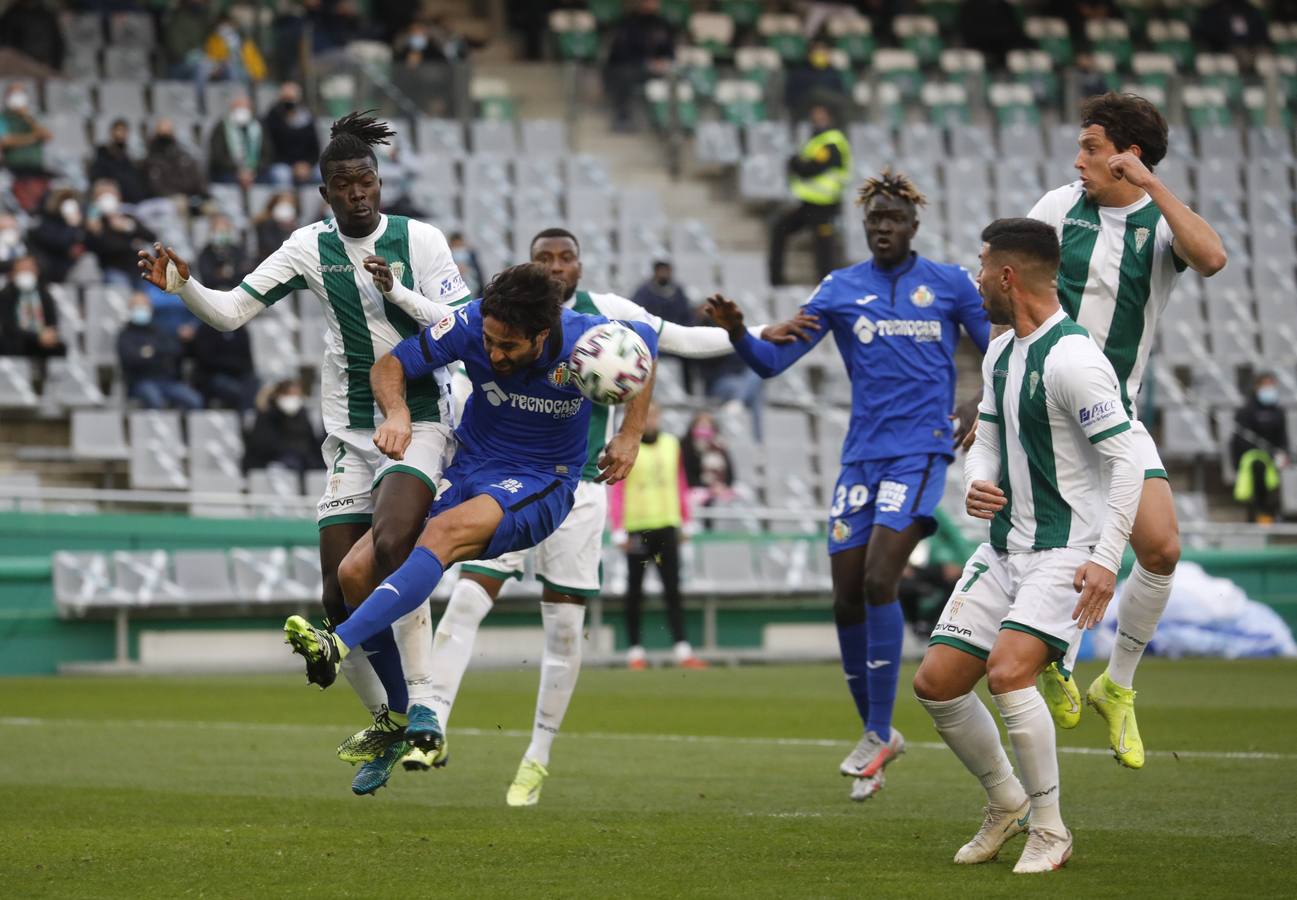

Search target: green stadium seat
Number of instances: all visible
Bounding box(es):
[826,48,853,92]
[715,79,766,125]
[659,0,691,28]
[758,14,808,64]
[1270,22,1297,58]
[1195,53,1243,104]
[872,48,922,101]
[734,46,782,90]
[940,49,986,93]
[688,12,736,59]
[1086,18,1133,69]
[588,0,622,27]
[918,0,961,29]
[1148,19,1194,69]
[1245,86,1294,129]
[853,80,904,127]
[1120,82,1167,110]
[646,78,698,131]
[676,46,718,100]
[1088,52,1124,93]
[920,82,971,126]
[721,0,761,30]
[1007,49,1059,105]
[1024,16,1072,66]
[1114,0,1152,34]
[1255,55,1297,108]
[826,12,874,67]
[471,78,516,121]
[989,83,1040,127]
[1184,84,1232,129]
[549,10,599,62]
[1131,52,1177,91]
[894,15,942,66]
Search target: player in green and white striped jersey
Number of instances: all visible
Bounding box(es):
[1027,93,1227,768]
[138,113,471,768]
[915,219,1142,874]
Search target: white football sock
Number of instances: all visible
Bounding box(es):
[524,601,585,768]
[1109,561,1173,688]
[393,598,435,709]
[993,687,1065,835]
[339,654,388,718]
[919,692,1026,810]
[673,640,694,662]
[425,577,493,728]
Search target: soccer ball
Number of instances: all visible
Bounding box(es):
[569,323,653,405]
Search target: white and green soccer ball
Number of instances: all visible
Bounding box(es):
[569,322,653,405]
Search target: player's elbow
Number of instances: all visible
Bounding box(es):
[1197,247,1228,277]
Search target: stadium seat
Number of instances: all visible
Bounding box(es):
[44,357,105,408]
[1149,19,1194,68]
[113,550,184,605]
[549,10,598,62]
[645,79,697,131]
[758,14,807,64]
[694,120,741,165]
[1131,52,1178,92]
[520,119,566,157]
[1007,50,1059,107]
[1086,18,1133,68]
[415,118,466,156]
[188,410,246,493]
[0,357,38,409]
[921,83,970,127]
[694,540,760,593]
[688,12,736,59]
[894,14,942,66]
[291,546,324,600]
[715,79,766,126]
[471,118,519,155]
[1024,16,1072,65]
[720,0,760,29]
[734,46,781,91]
[42,79,95,117]
[939,49,986,93]
[1184,85,1232,129]
[1195,53,1243,104]
[1161,406,1216,461]
[247,468,304,512]
[52,551,118,614]
[847,123,896,168]
[230,547,311,602]
[588,0,622,26]
[1197,125,1244,161]
[71,410,129,461]
[896,121,944,166]
[676,46,717,101]
[738,153,787,201]
[872,49,922,100]
[171,550,236,604]
[827,11,874,66]
[471,79,516,121]
[102,46,149,80]
[129,411,188,490]
[742,120,790,157]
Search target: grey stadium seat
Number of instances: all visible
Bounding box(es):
[521,119,567,157]
[187,410,246,493]
[172,550,236,605]
[230,547,312,602]
[743,121,791,156]
[102,46,151,81]
[128,410,188,490]
[471,119,518,156]
[52,551,119,614]
[416,118,466,156]
[695,121,741,166]
[71,410,129,461]
[739,154,787,201]
[44,357,105,408]
[0,357,39,408]
[112,550,184,605]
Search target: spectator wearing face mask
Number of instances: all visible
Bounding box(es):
[28,189,87,284]
[84,180,157,288]
[0,83,52,211]
[208,95,266,188]
[243,379,324,474]
[1231,373,1290,524]
[448,232,483,297]
[680,411,738,515]
[392,17,459,115]
[189,219,257,414]
[198,213,254,290]
[89,119,150,204]
[0,255,65,358]
[262,82,320,187]
[0,212,29,277]
[143,118,208,202]
[254,191,300,262]
[117,291,202,411]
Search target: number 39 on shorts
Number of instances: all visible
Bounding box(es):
[830,483,869,517]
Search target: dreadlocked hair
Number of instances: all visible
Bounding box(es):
[318,110,396,177]
[855,167,928,209]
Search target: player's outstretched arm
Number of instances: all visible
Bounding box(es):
[596,364,656,485]
[704,293,816,378]
[370,355,412,461]
[1110,152,1226,276]
[137,242,265,331]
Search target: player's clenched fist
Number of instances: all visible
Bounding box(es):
[965,479,1006,520]
[373,409,412,460]
[1107,152,1156,190]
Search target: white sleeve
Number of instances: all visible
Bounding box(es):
[176,277,267,331]
[1047,338,1140,573]
[1027,185,1071,231]
[411,221,471,306]
[236,232,308,310]
[384,279,453,327]
[963,345,1004,493]
[594,292,768,359]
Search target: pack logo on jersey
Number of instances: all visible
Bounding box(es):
[1028,371,1041,399]
[1079,399,1119,427]
[910,285,935,307]
[852,316,942,345]
[548,361,572,388]
[1134,227,1151,252]
[431,314,455,339]
[831,519,852,543]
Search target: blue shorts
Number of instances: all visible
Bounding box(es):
[428,455,577,562]
[827,454,947,555]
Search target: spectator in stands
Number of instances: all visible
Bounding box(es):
[768,101,849,286]
[161,0,213,79]
[0,82,51,211]
[784,40,848,118]
[199,14,269,88]
[0,212,29,278]
[262,82,321,187]
[254,191,300,262]
[243,379,324,474]
[1196,0,1270,57]
[957,0,1030,71]
[1231,372,1290,524]
[89,119,150,205]
[681,410,738,514]
[198,213,254,291]
[143,118,207,203]
[192,321,258,415]
[0,255,65,358]
[611,402,705,670]
[392,16,462,115]
[117,291,202,411]
[604,0,676,131]
[208,95,266,188]
[449,232,484,297]
[632,261,694,326]
[85,180,157,288]
[27,189,87,284]
[0,0,65,73]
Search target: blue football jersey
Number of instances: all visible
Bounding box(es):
[391,301,659,477]
[734,253,990,463]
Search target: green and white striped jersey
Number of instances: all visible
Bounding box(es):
[976,309,1133,558]
[1029,182,1188,418]
[238,214,470,433]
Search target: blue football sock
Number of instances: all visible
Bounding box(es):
[348,621,408,715]
[335,547,445,649]
[835,620,871,728]
[864,600,905,741]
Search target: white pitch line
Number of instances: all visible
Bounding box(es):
[0,716,1293,762]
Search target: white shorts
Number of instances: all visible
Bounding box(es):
[1129,418,1167,481]
[316,423,456,526]
[460,479,608,596]
[930,543,1088,672]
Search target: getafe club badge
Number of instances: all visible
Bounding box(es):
[549,361,572,388]
[1028,370,1041,398]
[831,519,851,543]
[910,284,935,307]
[389,261,405,284]
[1133,227,1150,253]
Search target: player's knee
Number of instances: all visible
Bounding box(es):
[862,571,898,606]
[1137,533,1180,576]
[372,527,417,578]
[913,661,953,702]
[832,591,865,626]
[985,655,1037,695]
[336,553,368,606]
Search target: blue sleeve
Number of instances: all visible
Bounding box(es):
[730,288,831,378]
[951,267,991,353]
[620,319,660,358]
[391,312,464,379]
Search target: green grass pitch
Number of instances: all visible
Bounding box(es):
[2,659,1295,898]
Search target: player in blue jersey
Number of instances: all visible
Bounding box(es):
[706,169,991,801]
[282,263,659,792]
